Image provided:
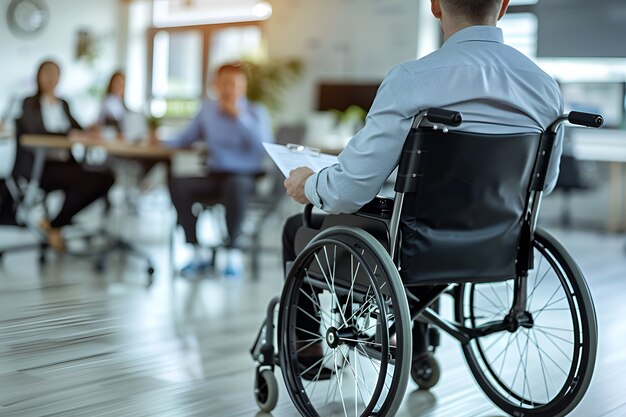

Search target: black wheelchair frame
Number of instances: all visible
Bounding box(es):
[251,108,603,417]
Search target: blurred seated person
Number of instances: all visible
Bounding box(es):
[167,63,274,276]
[98,70,158,191]
[13,60,115,250]
[98,71,126,138]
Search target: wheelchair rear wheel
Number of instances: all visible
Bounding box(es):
[457,228,597,417]
[279,227,412,417]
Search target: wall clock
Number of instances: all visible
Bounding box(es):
[6,0,49,38]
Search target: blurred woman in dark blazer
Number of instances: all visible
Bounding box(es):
[14,60,114,250]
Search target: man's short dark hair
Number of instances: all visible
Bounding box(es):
[216,63,246,78]
[440,0,503,23]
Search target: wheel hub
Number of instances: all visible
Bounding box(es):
[326,327,340,348]
[504,311,535,332]
[325,327,356,349]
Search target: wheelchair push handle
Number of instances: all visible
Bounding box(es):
[567,111,604,128]
[426,108,463,127]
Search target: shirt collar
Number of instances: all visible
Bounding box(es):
[442,25,504,48]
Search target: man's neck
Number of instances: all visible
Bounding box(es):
[443,21,497,41]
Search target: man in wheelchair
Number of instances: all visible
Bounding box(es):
[250,0,600,416]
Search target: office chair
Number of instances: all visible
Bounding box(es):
[0,130,48,262]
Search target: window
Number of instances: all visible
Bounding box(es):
[152,0,272,27]
[499,13,538,57]
[498,2,539,58]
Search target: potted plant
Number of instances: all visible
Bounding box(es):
[241,58,304,113]
[146,115,162,145]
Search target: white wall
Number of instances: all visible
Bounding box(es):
[0,0,122,127]
[265,0,422,123]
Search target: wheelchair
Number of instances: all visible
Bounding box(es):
[250,108,602,417]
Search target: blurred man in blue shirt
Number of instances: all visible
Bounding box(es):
[168,63,274,275]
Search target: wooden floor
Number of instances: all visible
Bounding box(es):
[1,200,625,417]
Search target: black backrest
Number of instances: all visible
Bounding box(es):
[396,128,541,285]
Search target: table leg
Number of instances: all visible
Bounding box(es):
[17,148,47,224]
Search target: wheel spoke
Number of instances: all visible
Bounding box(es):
[484,330,522,372]
[527,333,570,376]
[534,327,575,345]
[356,343,391,393]
[527,254,547,305]
[532,285,563,321]
[315,253,349,328]
[534,327,574,361]
[530,327,557,401]
[299,287,333,322]
[333,349,349,417]
[340,283,387,329]
[488,283,508,311]
[506,332,525,401]
[533,324,574,333]
[341,338,384,347]
[299,351,334,378]
[337,347,370,410]
[296,337,324,354]
[303,352,335,391]
[497,332,513,376]
[522,329,534,406]
[296,326,326,340]
[297,305,323,326]
[478,289,506,314]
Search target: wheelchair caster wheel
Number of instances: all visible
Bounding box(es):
[411,352,440,390]
[254,368,278,413]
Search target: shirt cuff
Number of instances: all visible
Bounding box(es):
[304,172,323,209]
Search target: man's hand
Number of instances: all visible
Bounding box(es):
[285,167,314,204]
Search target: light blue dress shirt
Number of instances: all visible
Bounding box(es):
[305,26,564,214]
[168,98,274,174]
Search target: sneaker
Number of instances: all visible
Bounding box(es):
[180,260,212,278]
[223,260,243,278]
[223,249,244,278]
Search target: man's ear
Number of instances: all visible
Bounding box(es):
[431,0,442,19]
[498,0,510,20]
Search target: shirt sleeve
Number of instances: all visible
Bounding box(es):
[304,66,415,214]
[165,103,205,149]
[237,104,274,146]
[63,100,82,130]
[234,103,274,167]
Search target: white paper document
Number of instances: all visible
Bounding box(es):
[263,142,338,177]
